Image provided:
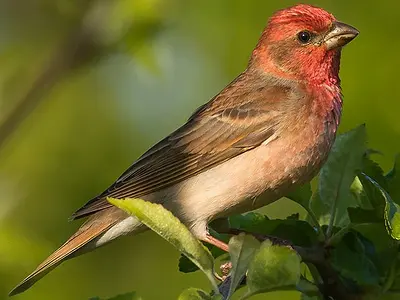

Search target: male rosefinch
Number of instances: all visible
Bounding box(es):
[10,4,358,296]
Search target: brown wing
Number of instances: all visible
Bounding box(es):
[71,73,291,219]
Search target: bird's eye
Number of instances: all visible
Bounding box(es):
[297,31,312,44]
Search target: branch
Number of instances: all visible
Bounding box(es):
[227,229,362,300]
[0,0,101,151]
[294,245,359,300]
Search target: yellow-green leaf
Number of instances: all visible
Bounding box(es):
[242,240,301,298]
[227,234,260,299]
[108,197,218,293]
[311,125,366,230]
[360,174,400,240]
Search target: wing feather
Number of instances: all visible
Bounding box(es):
[71,74,291,219]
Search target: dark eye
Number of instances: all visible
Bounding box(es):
[297,31,312,44]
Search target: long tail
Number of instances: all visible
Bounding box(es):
[9,210,121,296]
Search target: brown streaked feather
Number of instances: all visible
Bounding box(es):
[71,72,293,220]
[9,208,124,296]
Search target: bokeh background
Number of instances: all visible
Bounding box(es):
[0,0,399,299]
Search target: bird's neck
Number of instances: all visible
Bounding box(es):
[312,83,343,130]
[250,45,342,87]
[302,49,342,87]
[249,47,343,128]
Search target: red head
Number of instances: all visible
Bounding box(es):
[251,4,358,86]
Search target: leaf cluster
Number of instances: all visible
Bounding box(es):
[104,125,400,300]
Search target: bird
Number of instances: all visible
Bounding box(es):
[10,4,358,296]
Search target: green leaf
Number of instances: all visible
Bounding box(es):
[286,183,312,212]
[360,174,400,240]
[227,234,261,299]
[351,153,387,210]
[311,125,366,231]
[178,288,218,300]
[286,184,321,230]
[296,278,320,297]
[243,240,301,298]
[179,230,227,274]
[229,212,269,230]
[351,223,398,278]
[108,197,218,293]
[330,231,380,286]
[362,154,387,188]
[229,213,318,247]
[348,207,382,224]
[386,155,400,205]
[351,176,374,209]
[309,191,330,226]
[384,197,400,240]
[326,224,353,246]
[357,173,386,211]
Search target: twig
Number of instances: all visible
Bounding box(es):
[0,0,99,151]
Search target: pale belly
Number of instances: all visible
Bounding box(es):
[149,125,334,238]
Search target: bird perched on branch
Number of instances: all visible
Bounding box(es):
[10,4,358,296]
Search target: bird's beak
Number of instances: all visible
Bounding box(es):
[324,21,359,50]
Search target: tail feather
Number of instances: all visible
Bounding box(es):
[9,214,119,296]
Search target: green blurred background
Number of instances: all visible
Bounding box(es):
[0,0,399,299]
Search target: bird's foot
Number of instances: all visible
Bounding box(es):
[203,233,229,252]
[220,261,232,280]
